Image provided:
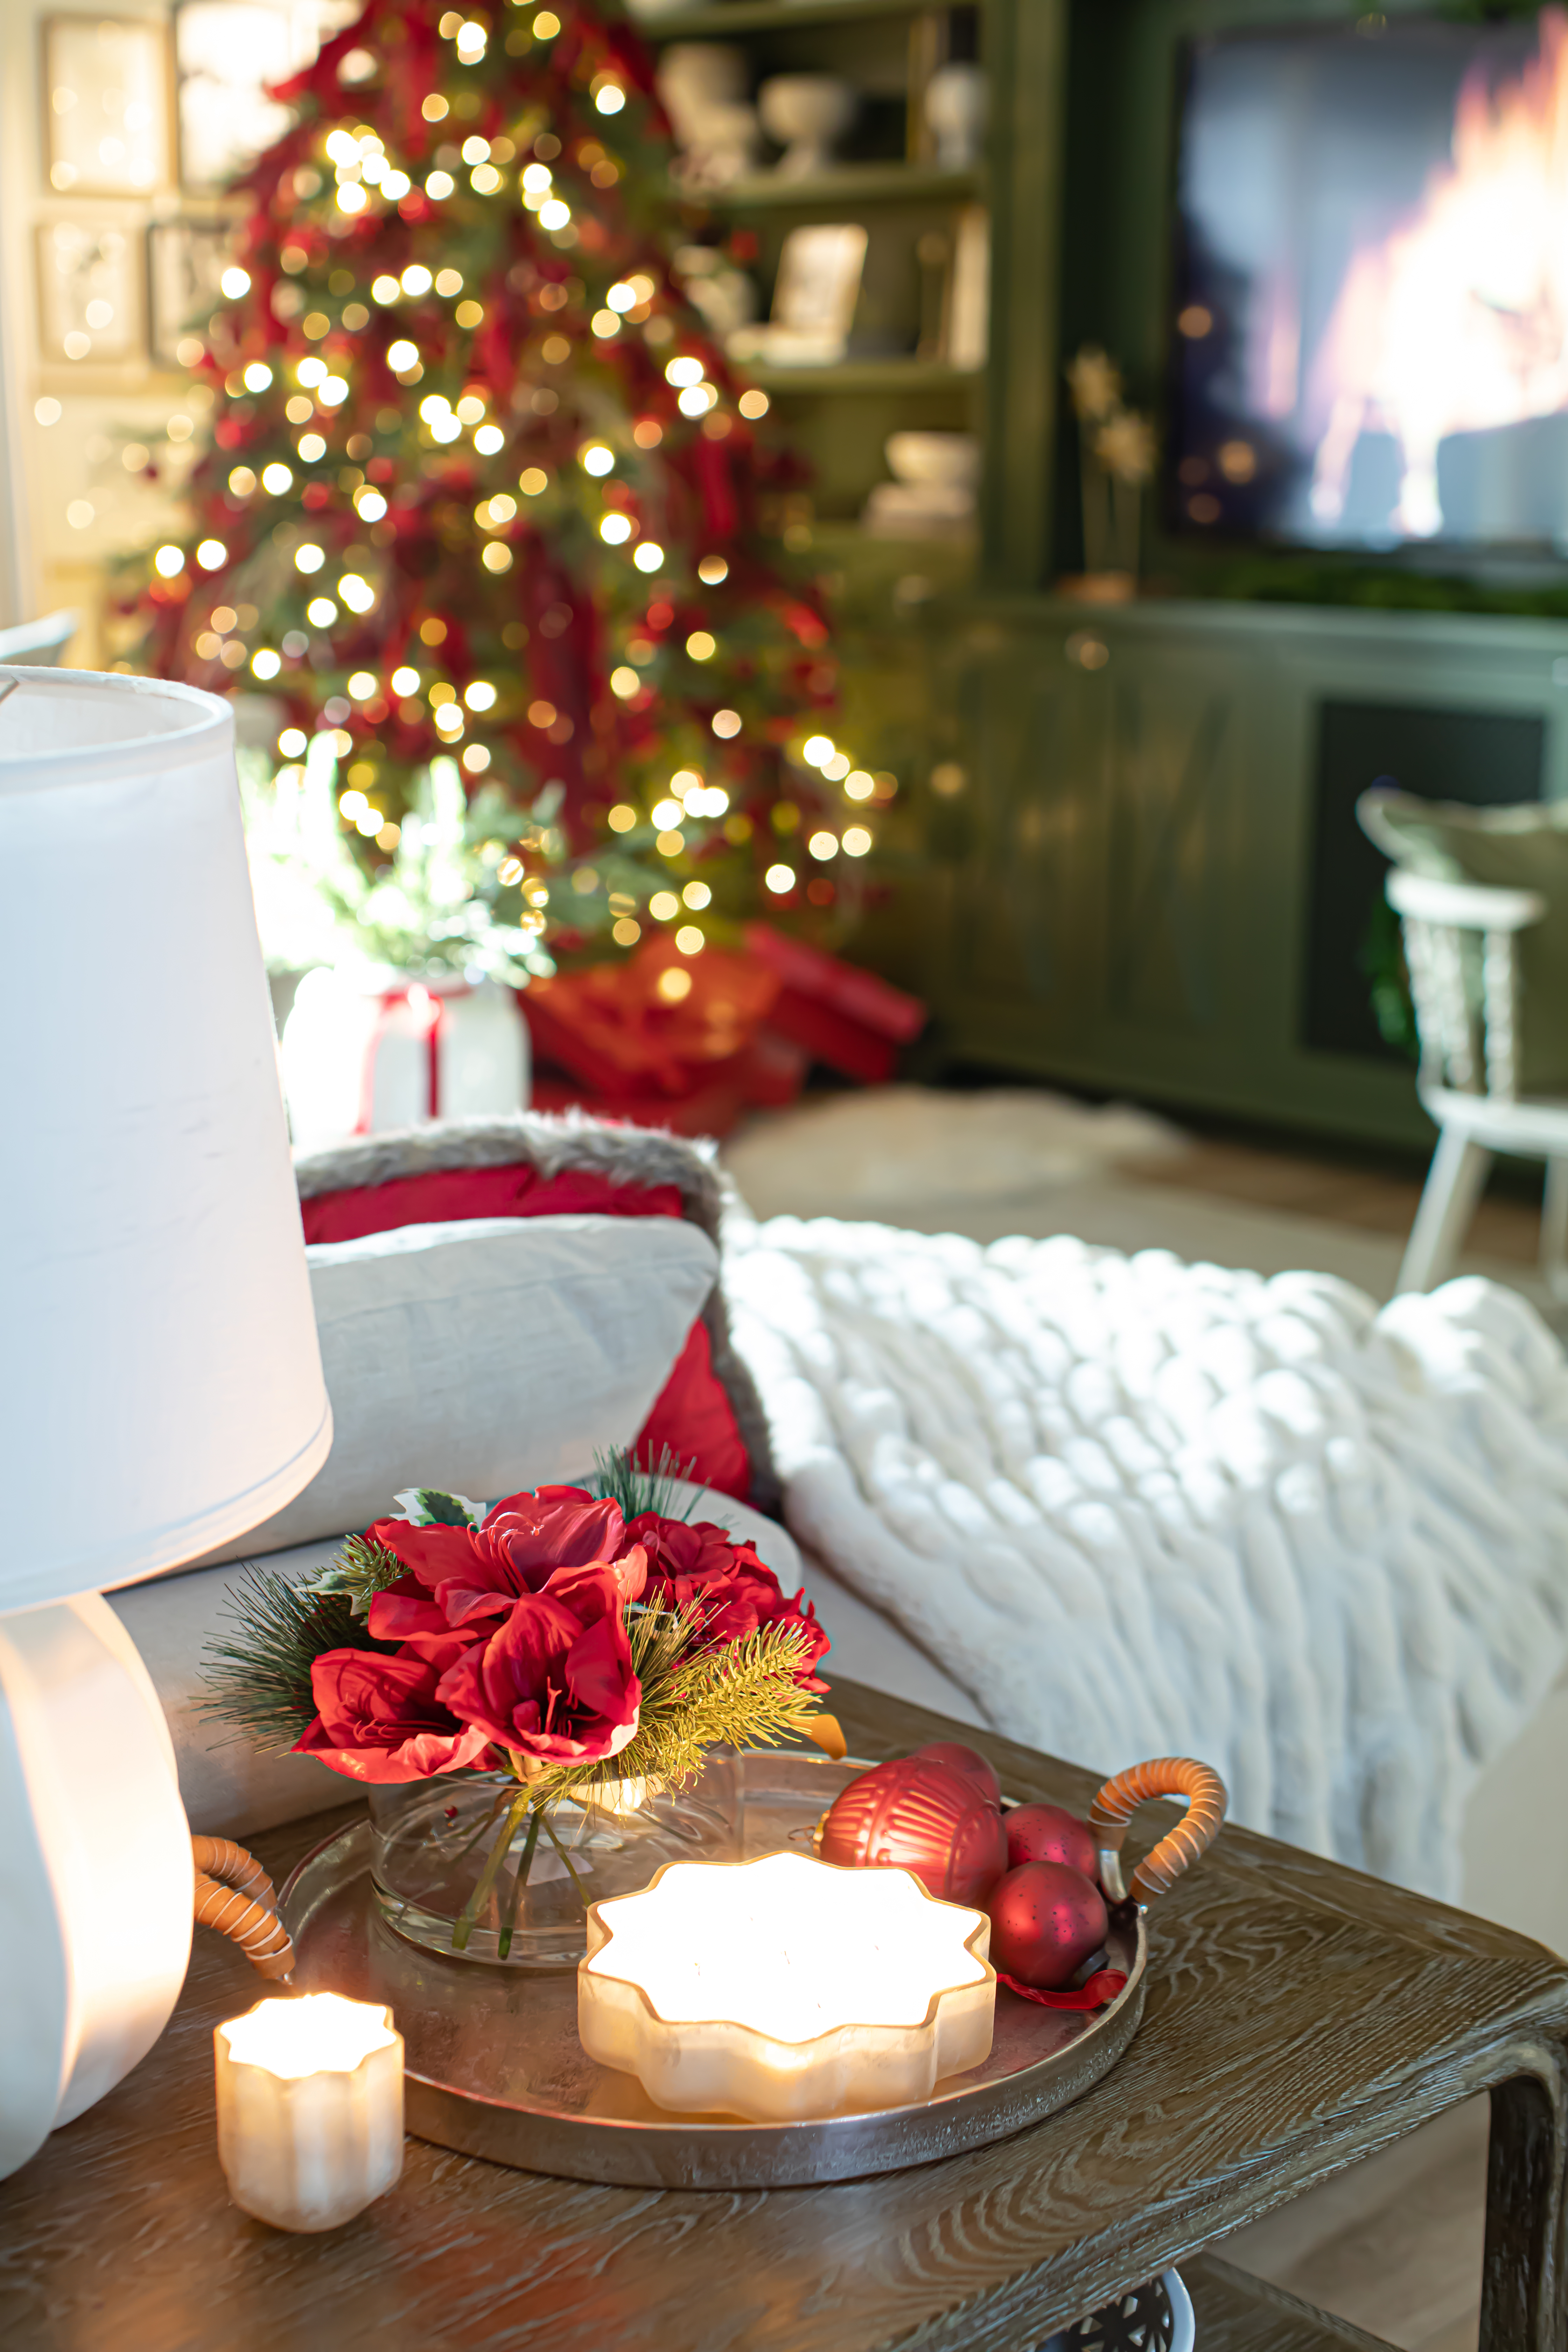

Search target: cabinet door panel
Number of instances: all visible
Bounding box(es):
[949,633,1101,1014]
[1104,667,1241,1034]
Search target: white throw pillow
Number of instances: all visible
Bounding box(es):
[190,1212,719,1567]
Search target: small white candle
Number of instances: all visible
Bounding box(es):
[578,1850,994,2123]
[214,1994,404,2232]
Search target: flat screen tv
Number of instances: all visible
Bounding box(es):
[1169,7,1568,553]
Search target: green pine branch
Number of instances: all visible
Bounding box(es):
[588,1442,696,1523]
[296,1530,409,1618]
[532,1611,818,1811]
[198,1561,393,1751]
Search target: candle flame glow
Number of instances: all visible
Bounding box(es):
[219,1993,397,2079]
[586,1851,987,2042]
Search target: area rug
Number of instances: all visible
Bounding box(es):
[722,1084,1186,1219]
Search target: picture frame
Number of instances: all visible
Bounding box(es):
[726,223,868,367]
[36,218,143,366]
[43,15,173,197]
[770,223,868,347]
[147,216,233,367]
[173,0,359,191]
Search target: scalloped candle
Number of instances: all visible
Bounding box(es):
[214,1994,403,2232]
[577,1850,995,2122]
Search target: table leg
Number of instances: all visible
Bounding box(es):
[1482,2060,1568,2351]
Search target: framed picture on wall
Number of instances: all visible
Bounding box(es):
[43,16,173,196]
[36,220,143,365]
[147,216,233,366]
[173,0,359,191]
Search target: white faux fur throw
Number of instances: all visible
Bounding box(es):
[723,1212,1568,1899]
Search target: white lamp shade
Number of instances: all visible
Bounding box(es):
[0,669,331,1603]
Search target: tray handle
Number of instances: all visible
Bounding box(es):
[1088,1757,1227,1907]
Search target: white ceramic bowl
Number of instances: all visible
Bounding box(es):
[758,75,858,175]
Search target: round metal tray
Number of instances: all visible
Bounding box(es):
[278,1751,1146,2189]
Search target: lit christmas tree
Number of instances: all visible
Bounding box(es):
[127,0,889,978]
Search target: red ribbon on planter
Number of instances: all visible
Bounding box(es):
[996,1967,1127,2011]
[356,981,462,1133]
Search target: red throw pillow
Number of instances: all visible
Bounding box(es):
[299,1163,751,1499]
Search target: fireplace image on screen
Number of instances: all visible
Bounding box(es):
[1171,6,1568,551]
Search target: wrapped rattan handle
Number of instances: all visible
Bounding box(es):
[1088,1757,1227,1907]
[191,1835,294,1980]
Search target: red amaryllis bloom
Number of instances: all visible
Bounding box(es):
[435,1562,641,1766]
[366,1486,646,1629]
[626,1514,831,1691]
[294,1646,495,1783]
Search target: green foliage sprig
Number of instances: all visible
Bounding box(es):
[542,1611,818,1812]
[199,1562,390,1749]
[587,1442,697,1524]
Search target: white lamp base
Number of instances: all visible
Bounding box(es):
[0,1594,193,2178]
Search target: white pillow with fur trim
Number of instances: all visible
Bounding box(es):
[190,1213,719,1568]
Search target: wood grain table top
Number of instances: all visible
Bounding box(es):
[5,1678,1567,2352]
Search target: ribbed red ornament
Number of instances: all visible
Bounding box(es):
[911,1741,1002,1806]
[819,1759,1008,1907]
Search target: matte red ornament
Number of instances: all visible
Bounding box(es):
[985,1862,1109,1990]
[1003,1802,1099,1882]
[910,1741,1002,1807]
[819,1759,1008,1907]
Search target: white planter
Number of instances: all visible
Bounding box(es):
[280,966,531,1149]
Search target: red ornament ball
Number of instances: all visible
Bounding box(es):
[820,1758,1007,1907]
[911,1741,1002,1806]
[1003,1802,1099,1883]
[986,1862,1109,1990]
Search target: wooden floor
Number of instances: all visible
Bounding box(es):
[1135,1124,1546,1272]
[1218,2096,1490,2351]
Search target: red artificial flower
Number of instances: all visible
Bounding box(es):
[434,1562,641,1766]
[626,1514,830,1692]
[294,1647,494,1783]
[367,1485,647,1629]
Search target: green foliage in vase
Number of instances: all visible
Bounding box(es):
[200,1562,387,1747]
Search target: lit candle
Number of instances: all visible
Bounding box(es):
[578,1849,994,2123]
[214,1993,404,2232]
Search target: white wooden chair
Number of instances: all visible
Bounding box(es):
[0,610,77,664]
[1386,865,1568,1294]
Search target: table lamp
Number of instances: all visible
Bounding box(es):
[0,667,332,2179]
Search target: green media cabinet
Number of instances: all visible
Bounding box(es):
[911,596,1568,1152]
[641,0,1568,1149]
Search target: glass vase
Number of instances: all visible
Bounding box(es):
[368,1755,741,1969]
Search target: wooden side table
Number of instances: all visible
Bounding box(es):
[4,1679,1566,2351]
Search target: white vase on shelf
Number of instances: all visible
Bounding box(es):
[658,46,761,188]
[925,63,988,170]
